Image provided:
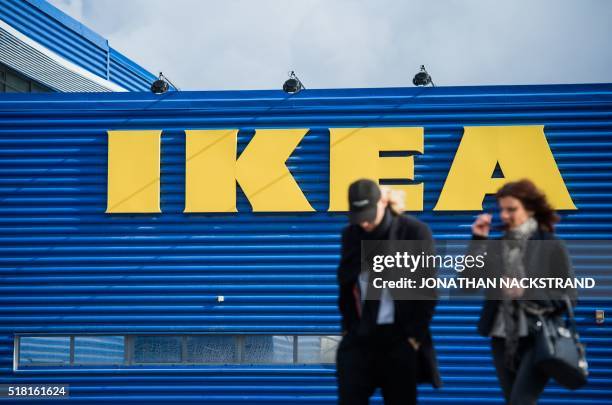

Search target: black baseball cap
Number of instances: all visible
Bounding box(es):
[348,179,381,224]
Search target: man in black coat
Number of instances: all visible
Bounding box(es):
[336,179,441,405]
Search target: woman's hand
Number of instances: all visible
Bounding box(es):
[407,337,420,351]
[472,213,492,237]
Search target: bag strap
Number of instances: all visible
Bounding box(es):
[564,295,579,338]
[564,295,575,320]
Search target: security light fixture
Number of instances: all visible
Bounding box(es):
[283,71,305,94]
[150,72,179,94]
[413,65,435,87]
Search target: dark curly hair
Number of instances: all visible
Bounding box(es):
[496,179,560,232]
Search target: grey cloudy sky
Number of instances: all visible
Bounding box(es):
[48,0,612,91]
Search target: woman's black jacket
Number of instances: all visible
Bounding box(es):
[336,212,442,388]
[467,228,577,337]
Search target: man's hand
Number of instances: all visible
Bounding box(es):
[407,337,420,351]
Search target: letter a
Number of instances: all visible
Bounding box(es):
[434,125,575,210]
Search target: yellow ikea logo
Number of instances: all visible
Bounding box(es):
[106,126,576,213]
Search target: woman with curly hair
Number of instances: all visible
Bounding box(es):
[470,179,577,405]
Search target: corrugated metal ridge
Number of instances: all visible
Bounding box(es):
[1,82,611,107]
[109,48,158,92]
[24,0,108,50]
[0,0,107,78]
[0,0,157,92]
[0,25,114,92]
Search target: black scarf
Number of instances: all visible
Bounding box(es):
[337,208,393,286]
[501,217,538,371]
[363,208,393,240]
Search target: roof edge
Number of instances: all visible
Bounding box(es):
[25,0,108,50]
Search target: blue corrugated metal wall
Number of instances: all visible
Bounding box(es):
[0,84,611,404]
[0,0,157,91]
[108,48,158,92]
